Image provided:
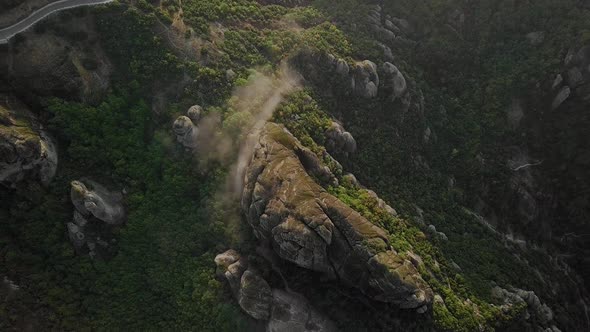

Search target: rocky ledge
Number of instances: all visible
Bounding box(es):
[240,123,433,310]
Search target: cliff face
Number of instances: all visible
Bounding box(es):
[241,123,433,310]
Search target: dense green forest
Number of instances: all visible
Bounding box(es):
[1,0,589,331]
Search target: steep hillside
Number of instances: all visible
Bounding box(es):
[0,0,588,331]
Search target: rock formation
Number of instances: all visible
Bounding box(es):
[492,286,560,331]
[0,94,57,187]
[352,60,379,98]
[291,50,416,117]
[325,121,357,155]
[173,105,202,149]
[241,123,433,309]
[70,180,125,225]
[214,249,337,331]
[67,180,124,258]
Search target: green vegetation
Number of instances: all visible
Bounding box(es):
[2,0,588,331]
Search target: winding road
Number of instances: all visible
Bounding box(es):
[0,0,113,44]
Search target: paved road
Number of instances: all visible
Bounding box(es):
[0,0,113,44]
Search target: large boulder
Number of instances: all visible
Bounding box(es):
[0,94,57,187]
[380,62,408,101]
[352,60,379,98]
[241,123,433,308]
[325,121,357,155]
[173,105,203,149]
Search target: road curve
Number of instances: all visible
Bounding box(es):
[0,0,113,44]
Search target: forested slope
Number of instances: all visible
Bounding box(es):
[0,0,588,331]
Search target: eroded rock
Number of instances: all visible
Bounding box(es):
[241,123,433,308]
[214,249,337,331]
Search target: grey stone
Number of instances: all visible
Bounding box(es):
[381,62,407,101]
[567,67,584,88]
[552,74,563,90]
[352,60,380,98]
[187,105,203,123]
[173,115,199,148]
[552,86,571,109]
[71,180,125,225]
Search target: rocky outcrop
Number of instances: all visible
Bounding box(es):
[352,60,379,98]
[68,180,124,258]
[292,50,413,108]
[70,180,125,225]
[0,94,57,187]
[173,105,202,149]
[364,5,414,47]
[241,123,433,309]
[214,249,337,331]
[325,121,356,155]
[380,62,409,106]
[492,286,560,331]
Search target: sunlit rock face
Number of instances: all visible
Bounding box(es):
[241,123,433,309]
[0,95,57,187]
[214,249,337,332]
